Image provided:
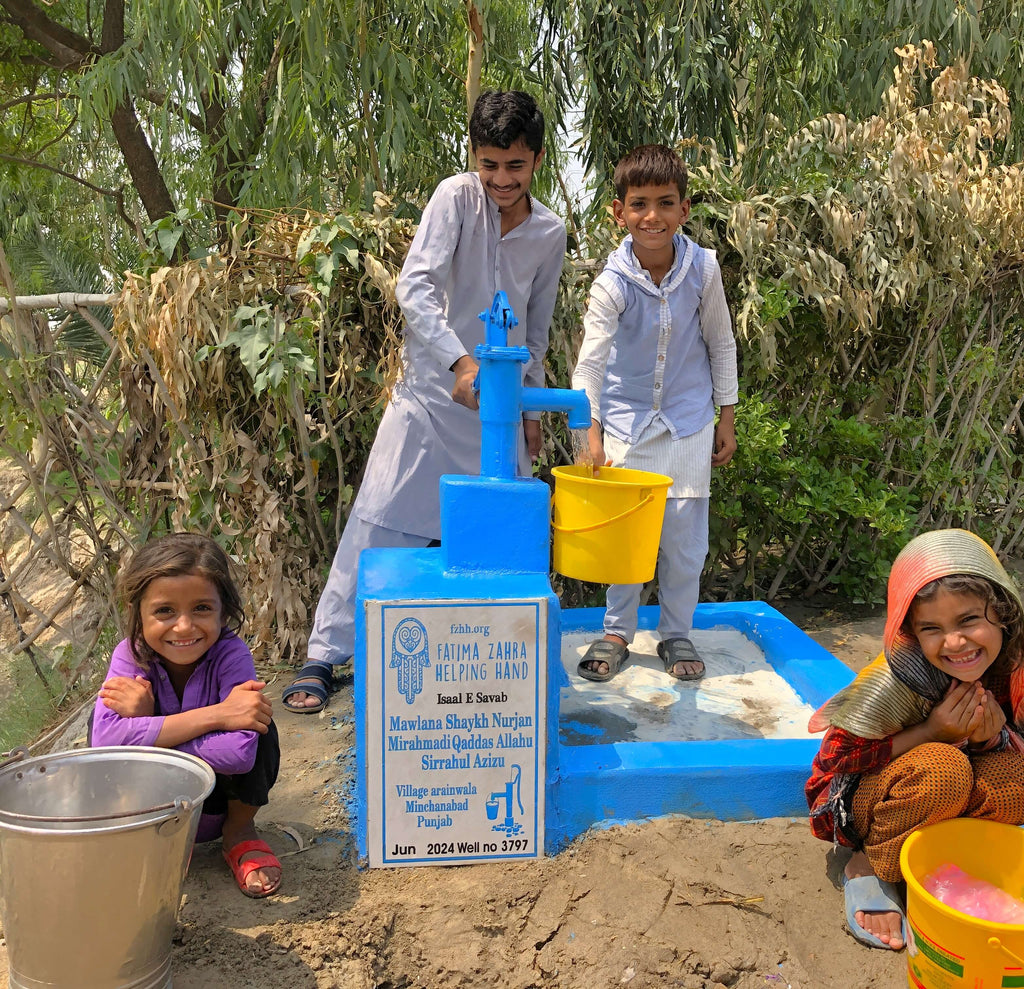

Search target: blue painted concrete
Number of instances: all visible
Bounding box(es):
[352,289,855,862]
[546,601,855,854]
[355,566,856,858]
[353,540,565,864]
[440,475,551,574]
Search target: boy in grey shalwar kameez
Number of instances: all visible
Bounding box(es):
[284,91,566,712]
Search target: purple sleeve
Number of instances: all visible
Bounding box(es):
[91,634,261,777]
[172,634,260,776]
[90,640,166,748]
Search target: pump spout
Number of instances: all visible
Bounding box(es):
[474,290,592,478]
[521,386,592,431]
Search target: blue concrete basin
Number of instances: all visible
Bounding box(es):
[546,601,854,853]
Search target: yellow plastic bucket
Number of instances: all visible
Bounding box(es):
[550,465,671,584]
[900,818,1024,988]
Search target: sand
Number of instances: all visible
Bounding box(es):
[0,602,907,989]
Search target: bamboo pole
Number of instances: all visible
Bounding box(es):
[0,293,116,315]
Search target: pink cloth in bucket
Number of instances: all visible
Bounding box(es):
[923,863,1024,924]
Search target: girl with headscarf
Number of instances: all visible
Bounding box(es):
[805,529,1024,949]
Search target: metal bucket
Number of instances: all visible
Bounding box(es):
[0,746,215,989]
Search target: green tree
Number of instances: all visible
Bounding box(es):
[4,0,1024,267]
[541,0,737,186]
[0,0,544,264]
[541,0,1024,200]
[728,0,1024,177]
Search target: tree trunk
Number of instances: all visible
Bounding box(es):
[101,0,181,248]
[109,102,179,228]
[466,1,484,169]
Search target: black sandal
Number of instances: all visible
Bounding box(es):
[282,660,343,713]
[657,638,705,681]
[577,640,629,682]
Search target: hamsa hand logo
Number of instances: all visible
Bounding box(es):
[390,617,430,704]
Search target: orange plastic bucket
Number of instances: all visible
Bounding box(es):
[551,465,671,584]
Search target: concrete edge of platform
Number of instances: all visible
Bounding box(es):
[545,602,855,854]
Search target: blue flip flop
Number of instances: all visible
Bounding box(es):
[843,874,908,950]
[282,659,343,714]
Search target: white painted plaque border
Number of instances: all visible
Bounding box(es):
[365,598,547,867]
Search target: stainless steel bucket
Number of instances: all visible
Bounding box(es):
[0,746,215,989]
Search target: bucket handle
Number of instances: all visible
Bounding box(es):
[989,936,1024,966]
[0,747,28,772]
[0,795,193,825]
[157,797,195,836]
[552,492,656,535]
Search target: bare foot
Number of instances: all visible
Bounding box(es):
[668,659,703,677]
[845,850,904,949]
[222,822,282,896]
[581,634,628,677]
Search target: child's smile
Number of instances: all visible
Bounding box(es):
[476,139,544,227]
[613,183,691,266]
[909,588,1003,682]
[141,574,224,672]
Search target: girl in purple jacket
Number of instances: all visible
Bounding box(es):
[92,533,282,898]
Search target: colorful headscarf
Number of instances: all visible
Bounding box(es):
[810,529,1024,738]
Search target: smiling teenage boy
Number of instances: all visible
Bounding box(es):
[284,91,567,712]
[572,143,737,683]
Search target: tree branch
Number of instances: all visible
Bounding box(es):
[200,52,232,231]
[97,0,181,241]
[466,1,484,168]
[27,112,76,158]
[99,0,122,50]
[0,91,73,114]
[0,0,97,68]
[0,151,117,198]
[206,26,295,236]
[0,153,134,229]
[138,88,205,133]
[251,35,287,151]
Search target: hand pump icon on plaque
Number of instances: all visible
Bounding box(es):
[485,764,524,835]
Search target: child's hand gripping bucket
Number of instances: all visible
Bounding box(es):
[551,465,672,584]
[900,818,1024,988]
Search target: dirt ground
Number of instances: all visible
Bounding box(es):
[0,600,911,989]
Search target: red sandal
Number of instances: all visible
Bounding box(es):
[222,839,282,898]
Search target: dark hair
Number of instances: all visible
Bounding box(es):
[118,533,244,668]
[905,574,1024,675]
[469,91,545,154]
[614,144,688,200]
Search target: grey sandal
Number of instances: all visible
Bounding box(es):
[658,638,705,681]
[577,639,629,682]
